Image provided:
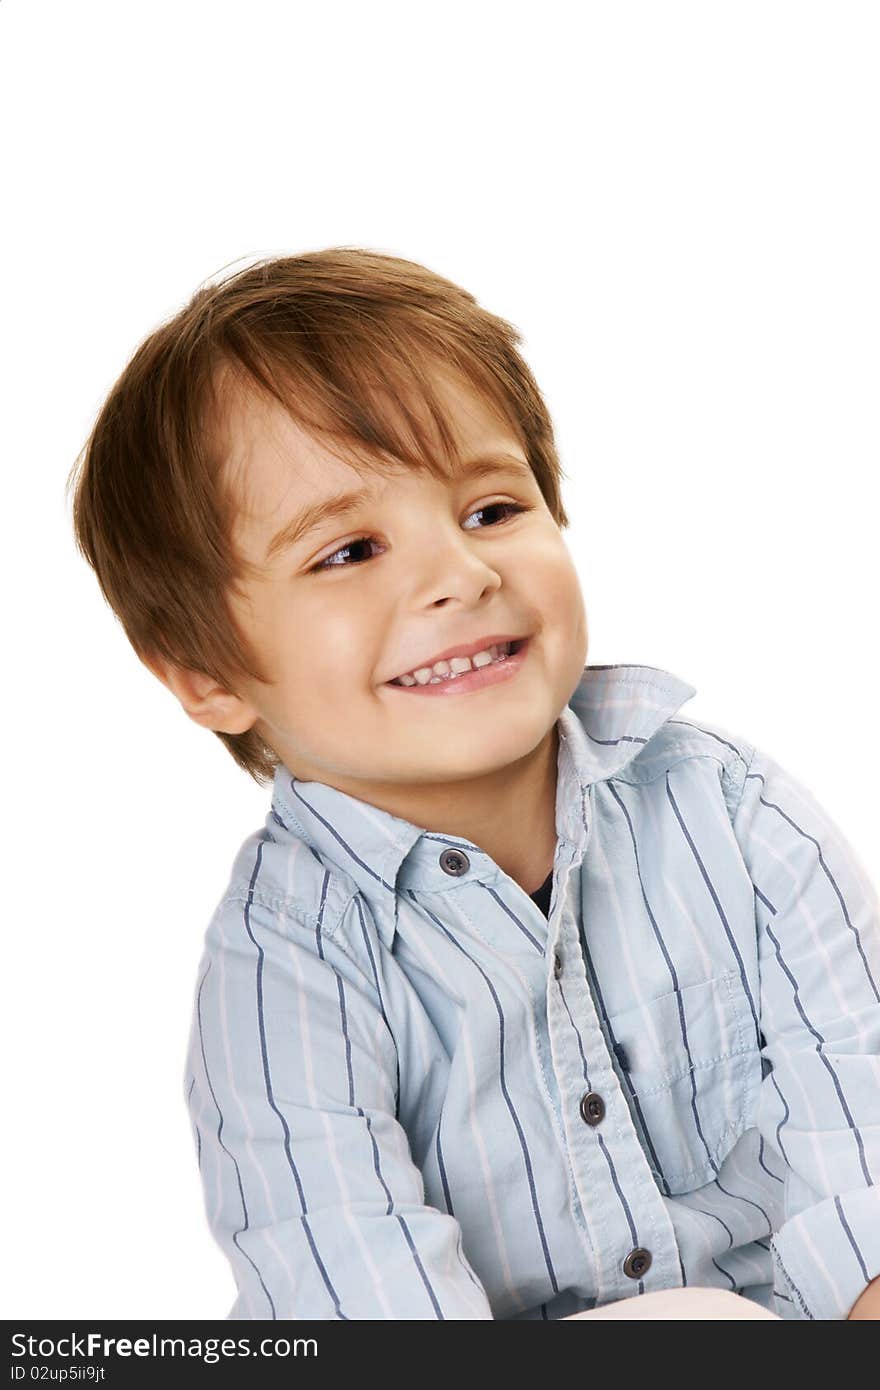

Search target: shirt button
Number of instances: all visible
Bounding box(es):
[579,1090,606,1125]
[623,1248,652,1279]
[439,848,470,876]
[553,951,563,979]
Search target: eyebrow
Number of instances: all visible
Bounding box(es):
[262,453,535,563]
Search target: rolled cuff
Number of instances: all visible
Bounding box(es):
[770,1187,880,1319]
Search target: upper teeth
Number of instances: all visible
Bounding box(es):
[393,642,512,685]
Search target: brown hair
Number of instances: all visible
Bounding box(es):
[66,246,571,787]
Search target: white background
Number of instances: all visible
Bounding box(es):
[2,0,878,1319]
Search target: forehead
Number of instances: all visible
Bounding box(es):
[220,364,521,534]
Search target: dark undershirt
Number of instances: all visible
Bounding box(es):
[528,868,554,918]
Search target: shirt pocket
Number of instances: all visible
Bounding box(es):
[605,968,760,1195]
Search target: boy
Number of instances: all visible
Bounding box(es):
[68,248,880,1320]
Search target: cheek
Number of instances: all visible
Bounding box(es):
[307,599,378,665]
[538,549,589,663]
[279,600,385,704]
[531,541,583,611]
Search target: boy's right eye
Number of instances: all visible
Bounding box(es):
[309,536,382,573]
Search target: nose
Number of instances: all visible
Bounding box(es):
[404,521,504,609]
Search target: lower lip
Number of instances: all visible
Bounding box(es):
[384,638,531,697]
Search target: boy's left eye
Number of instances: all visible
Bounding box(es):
[308,501,531,573]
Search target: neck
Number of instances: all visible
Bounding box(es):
[351,722,561,898]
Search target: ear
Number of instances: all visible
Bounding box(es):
[139,653,258,736]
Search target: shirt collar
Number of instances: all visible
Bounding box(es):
[270,662,696,946]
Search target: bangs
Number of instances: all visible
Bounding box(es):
[216,319,528,463]
[203,318,530,582]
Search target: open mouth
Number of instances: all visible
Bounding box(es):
[384,637,531,696]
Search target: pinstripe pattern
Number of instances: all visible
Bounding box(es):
[183,663,880,1319]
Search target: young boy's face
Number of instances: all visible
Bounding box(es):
[213,365,588,805]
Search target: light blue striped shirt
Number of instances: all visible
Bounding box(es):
[183,662,880,1319]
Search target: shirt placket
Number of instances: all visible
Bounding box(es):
[545,838,684,1305]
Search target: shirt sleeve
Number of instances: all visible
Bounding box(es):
[182,890,494,1320]
[731,740,880,1319]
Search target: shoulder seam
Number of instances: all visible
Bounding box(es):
[610,726,756,816]
[612,748,729,788]
[666,718,755,799]
[216,888,356,939]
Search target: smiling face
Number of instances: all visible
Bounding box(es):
[214,364,588,822]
